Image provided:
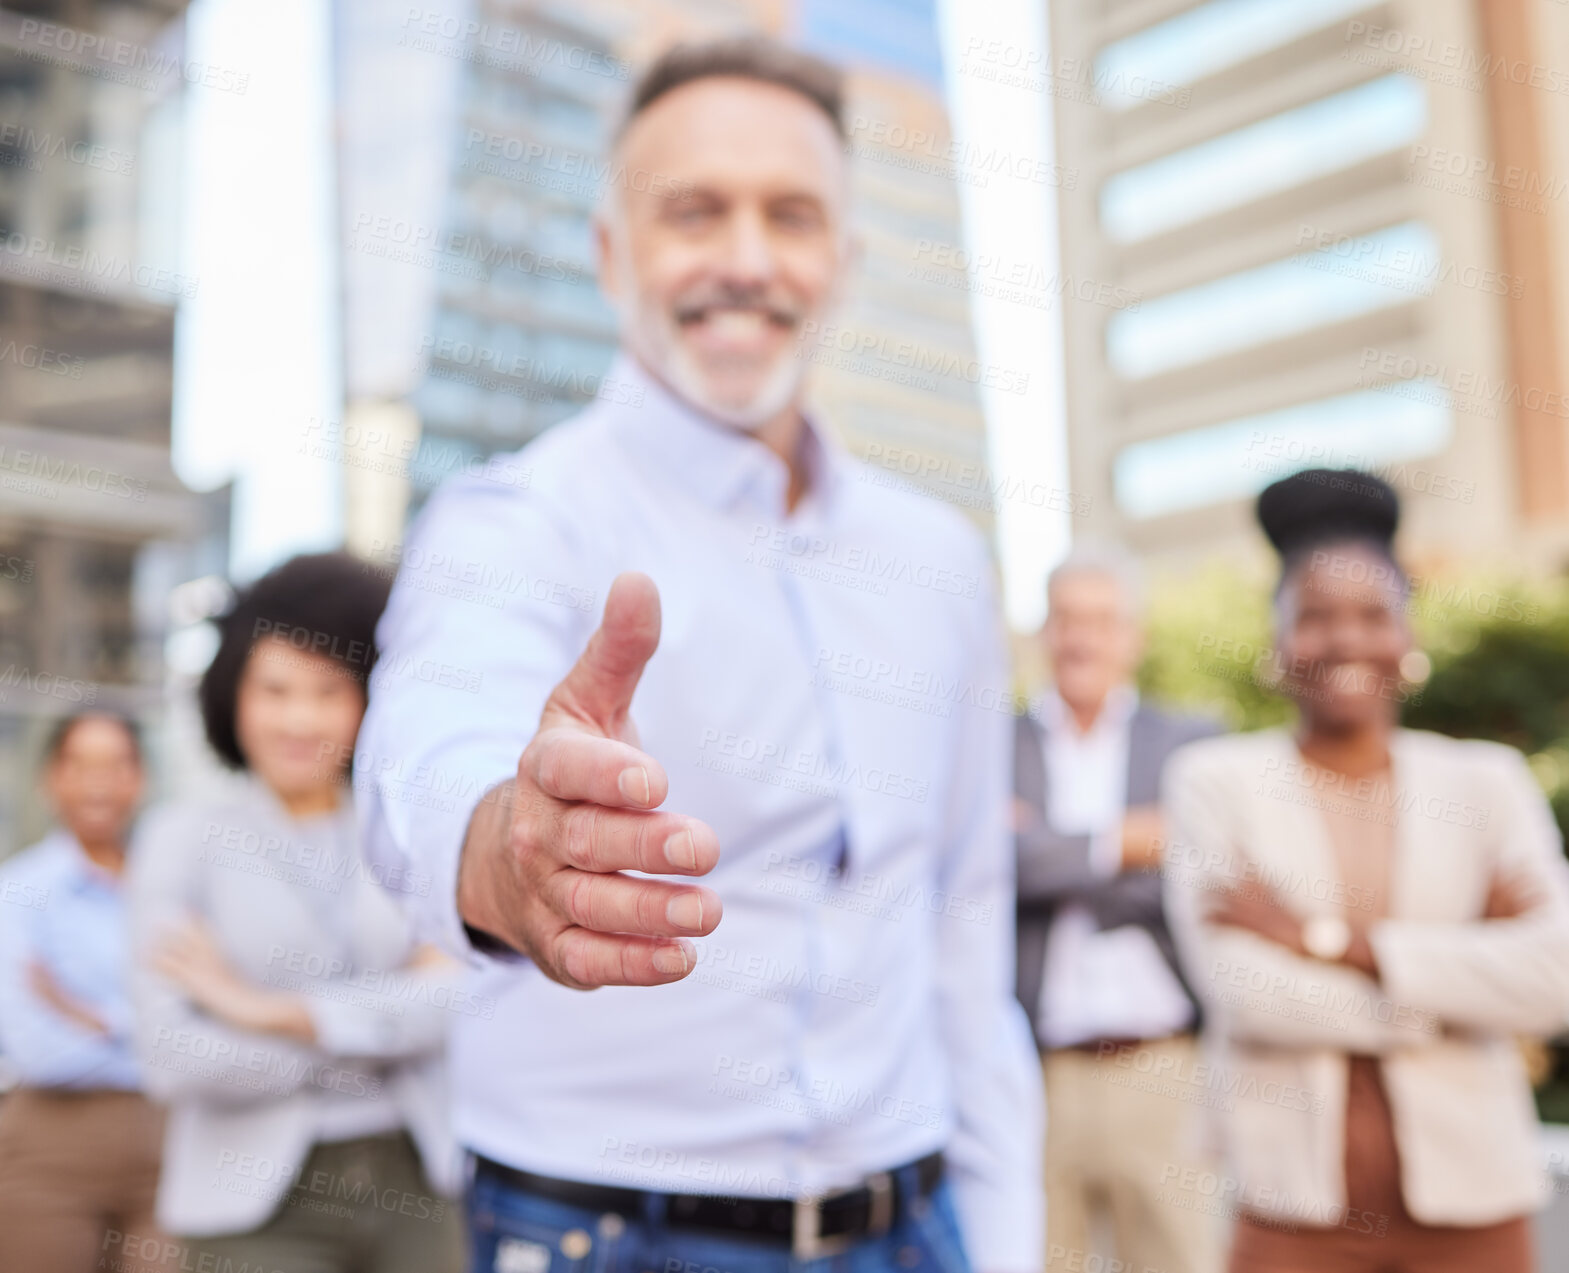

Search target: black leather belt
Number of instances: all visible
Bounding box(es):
[474,1150,944,1259]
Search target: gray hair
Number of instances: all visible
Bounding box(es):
[1046,540,1146,618]
[614,37,845,144]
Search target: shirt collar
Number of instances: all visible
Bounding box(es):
[52,830,124,895]
[601,351,844,519]
[1034,684,1140,737]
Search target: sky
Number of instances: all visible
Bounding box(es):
[172,0,343,582]
[936,0,1067,630]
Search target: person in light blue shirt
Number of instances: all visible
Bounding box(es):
[0,825,140,1091]
[356,34,1042,1273]
[0,711,175,1272]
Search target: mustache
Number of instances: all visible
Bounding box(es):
[671,284,804,326]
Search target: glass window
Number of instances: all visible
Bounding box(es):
[1096,0,1376,111]
[1113,385,1451,519]
[1100,75,1426,242]
[1107,220,1438,379]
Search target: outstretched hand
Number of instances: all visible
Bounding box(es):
[457,572,723,989]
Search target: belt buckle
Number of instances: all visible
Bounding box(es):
[791,1172,894,1260]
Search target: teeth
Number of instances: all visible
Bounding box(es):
[703,310,769,337]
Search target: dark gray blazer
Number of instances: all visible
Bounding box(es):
[1014,702,1220,1046]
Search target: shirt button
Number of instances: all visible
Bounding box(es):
[560,1229,592,1260]
[597,1213,625,1239]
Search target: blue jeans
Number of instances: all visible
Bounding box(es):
[467,1164,974,1273]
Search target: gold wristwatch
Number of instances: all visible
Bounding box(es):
[1301,915,1352,962]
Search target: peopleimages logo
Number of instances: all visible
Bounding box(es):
[0,233,197,297]
[0,443,148,500]
[399,9,629,79]
[798,320,1030,394]
[0,123,134,174]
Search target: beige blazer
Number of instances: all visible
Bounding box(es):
[127,778,464,1237]
[1162,727,1569,1229]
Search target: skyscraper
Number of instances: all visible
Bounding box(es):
[0,1,227,850]
[1048,0,1569,573]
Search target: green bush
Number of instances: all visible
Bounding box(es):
[1136,564,1286,731]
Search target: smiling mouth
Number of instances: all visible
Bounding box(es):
[674,304,798,334]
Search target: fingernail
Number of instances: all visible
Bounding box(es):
[666,892,704,932]
[663,828,697,871]
[651,941,692,976]
[618,766,650,806]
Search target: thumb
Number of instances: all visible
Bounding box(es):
[547,571,661,736]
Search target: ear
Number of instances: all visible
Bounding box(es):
[594,211,620,304]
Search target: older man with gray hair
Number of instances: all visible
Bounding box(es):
[357,33,1040,1273]
[1014,542,1223,1273]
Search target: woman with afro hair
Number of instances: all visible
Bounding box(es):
[1161,469,1569,1272]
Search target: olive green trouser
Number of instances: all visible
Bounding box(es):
[182,1130,465,1273]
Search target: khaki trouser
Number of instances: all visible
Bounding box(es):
[1044,1035,1222,1273]
[0,1086,176,1273]
[181,1131,465,1273]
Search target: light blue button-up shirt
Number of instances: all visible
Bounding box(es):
[356,354,1042,1267]
[0,830,141,1089]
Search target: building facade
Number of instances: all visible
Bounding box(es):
[1048,0,1569,575]
[0,0,228,853]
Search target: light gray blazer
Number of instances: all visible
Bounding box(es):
[127,776,463,1237]
[1014,702,1220,1043]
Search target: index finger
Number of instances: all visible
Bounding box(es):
[526,728,669,809]
[550,804,720,878]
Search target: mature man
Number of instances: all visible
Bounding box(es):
[0,713,175,1273]
[1014,545,1221,1273]
[356,37,1040,1273]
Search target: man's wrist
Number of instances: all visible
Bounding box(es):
[456,780,531,963]
[456,779,513,940]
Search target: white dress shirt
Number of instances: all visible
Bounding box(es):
[356,353,1042,1268]
[1035,688,1195,1048]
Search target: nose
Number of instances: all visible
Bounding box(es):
[1324,611,1367,661]
[717,206,777,285]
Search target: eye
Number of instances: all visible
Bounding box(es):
[771,200,824,231]
[664,196,720,226]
